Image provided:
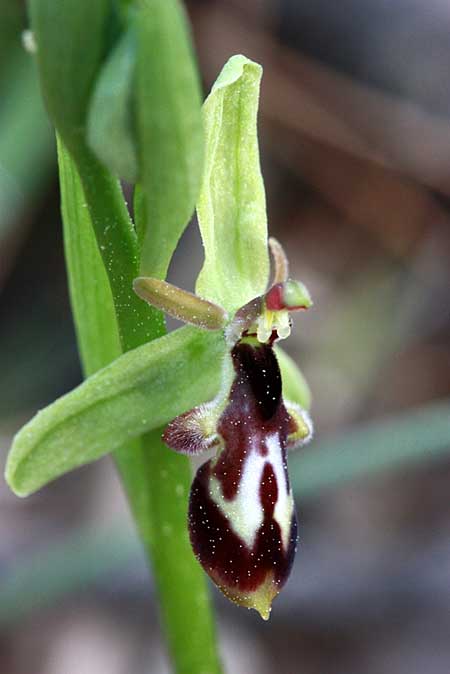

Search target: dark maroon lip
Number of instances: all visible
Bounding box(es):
[187,339,298,600]
[189,460,298,594]
[163,313,307,612]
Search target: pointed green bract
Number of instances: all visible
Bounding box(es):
[135,0,204,278]
[196,54,269,312]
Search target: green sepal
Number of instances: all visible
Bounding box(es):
[196,54,269,312]
[135,0,204,278]
[87,28,138,183]
[275,345,311,410]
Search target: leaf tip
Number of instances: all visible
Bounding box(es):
[4,457,30,498]
[211,53,262,94]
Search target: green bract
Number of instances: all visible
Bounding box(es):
[87,29,138,184]
[6,327,226,497]
[196,55,269,311]
[135,0,204,278]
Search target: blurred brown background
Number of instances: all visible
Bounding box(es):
[1,1,449,673]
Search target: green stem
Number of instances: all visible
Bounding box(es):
[71,143,164,352]
[59,140,222,673]
[115,432,222,674]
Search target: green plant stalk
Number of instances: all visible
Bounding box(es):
[71,143,164,352]
[115,433,222,673]
[58,139,222,673]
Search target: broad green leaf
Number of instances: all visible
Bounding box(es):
[6,327,226,497]
[196,54,269,312]
[29,0,111,151]
[87,29,138,184]
[135,0,204,278]
[58,136,121,375]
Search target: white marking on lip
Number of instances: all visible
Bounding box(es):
[208,433,293,551]
[265,433,294,551]
[209,442,265,548]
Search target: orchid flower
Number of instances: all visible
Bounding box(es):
[7,53,313,630]
[134,238,313,619]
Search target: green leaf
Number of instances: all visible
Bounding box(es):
[29,0,111,151]
[58,136,122,375]
[196,54,269,312]
[5,327,226,497]
[133,182,146,247]
[68,141,161,352]
[5,332,308,499]
[87,28,138,183]
[135,0,204,278]
[291,399,450,496]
